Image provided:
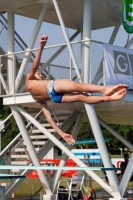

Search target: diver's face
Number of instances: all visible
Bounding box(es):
[35,72,43,80]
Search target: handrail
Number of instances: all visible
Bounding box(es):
[0,14,35,61]
[0,110,42,157]
[0,14,48,78]
[0,39,90,58]
[0,113,13,130]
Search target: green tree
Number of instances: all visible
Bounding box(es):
[101,124,133,153]
[0,98,19,150]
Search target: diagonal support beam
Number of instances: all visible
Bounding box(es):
[98,117,133,151]
[119,152,133,197]
[53,0,82,82]
[51,112,85,192]
[99,117,133,197]
[0,69,9,94]
[92,24,121,84]
[15,105,112,194]
[0,58,9,95]
[39,30,80,72]
[82,0,92,83]
[11,105,52,194]
[5,111,79,199]
[15,1,50,92]
[37,111,79,160]
[126,36,133,48]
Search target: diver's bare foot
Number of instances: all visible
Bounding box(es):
[104,88,126,102]
[105,84,128,96]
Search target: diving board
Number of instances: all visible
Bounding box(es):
[0,166,120,171]
[0,174,25,179]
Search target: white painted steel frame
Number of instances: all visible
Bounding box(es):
[11,106,52,194]
[39,30,80,72]
[99,117,133,196]
[126,36,133,48]
[51,112,85,192]
[53,0,82,82]
[5,111,79,199]
[2,0,132,199]
[0,110,42,157]
[37,112,79,161]
[0,39,89,59]
[9,0,116,196]
[92,24,121,84]
[15,1,50,92]
[6,1,53,196]
[82,0,92,84]
[99,118,133,151]
[82,0,121,199]
[0,59,9,95]
[7,11,14,94]
[15,105,112,194]
[119,152,133,197]
[50,3,114,194]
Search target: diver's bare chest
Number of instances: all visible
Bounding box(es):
[28,80,50,92]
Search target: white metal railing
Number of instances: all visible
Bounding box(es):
[0,39,90,57]
[0,39,90,97]
[0,113,13,132]
[0,110,43,157]
[0,38,106,98]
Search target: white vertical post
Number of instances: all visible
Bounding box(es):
[48,65,50,79]
[0,57,1,95]
[0,133,1,153]
[15,1,50,92]
[82,0,92,84]
[7,11,14,94]
[103,59,106,86]
[85,104,121,197]
[12,54,16,94]
[70,57,72,80]
[82,0,121,197]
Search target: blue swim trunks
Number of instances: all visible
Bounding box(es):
[47,80,64,103]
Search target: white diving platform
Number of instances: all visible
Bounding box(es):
[3,92,133,125]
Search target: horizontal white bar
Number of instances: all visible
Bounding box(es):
[0,39,90,58]
[0,165,120,171]
[3,93,34,105]
[3,92,133,105]
[32,129,55,133]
